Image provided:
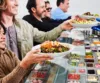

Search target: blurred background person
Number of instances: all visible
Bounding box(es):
[23,0,60,32]
[44,1,52,19]
[51,0,71,20]
[43,0,71,24]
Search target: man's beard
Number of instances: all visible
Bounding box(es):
[36,11,45,18]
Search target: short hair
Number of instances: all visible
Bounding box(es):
[57,0,65,6]
[26,0,37,14]
[45,1,50,7]
[45,1,50,4]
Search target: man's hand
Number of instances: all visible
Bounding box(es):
[60,19,74,30]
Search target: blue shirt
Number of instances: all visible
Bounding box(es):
[51,7,71,20]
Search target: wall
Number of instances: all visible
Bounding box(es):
[17,0,100,18]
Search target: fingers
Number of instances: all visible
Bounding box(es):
[37,54,53,59]
[34,55,53,63]
[36,57,52,63]
[31,49,40,54]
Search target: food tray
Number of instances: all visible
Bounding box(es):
[25,37,100,83]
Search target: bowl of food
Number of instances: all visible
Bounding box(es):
[79,12,100,19]
[32,41,75,58]
[71,16,98,28]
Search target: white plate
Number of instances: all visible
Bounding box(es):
[71,22,98,28]
[32,43,75,58]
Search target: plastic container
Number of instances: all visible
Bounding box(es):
[92,26,100,37]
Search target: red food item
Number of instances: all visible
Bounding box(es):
[32,71,46,78]
[68,74,80,80]
[68,74,74,79]
[74,74,80,80]
[37,72,46,78]
[95,63,100,68]
[79,69,85,73]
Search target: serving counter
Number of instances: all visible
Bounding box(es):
[25,33,100,83]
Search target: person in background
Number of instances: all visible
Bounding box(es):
[23,0,61,32]
[51,0,71,20]
[44,1,52,19]
[42,0,71,25]
[0,25,53,83]
[0,0,73,60]
[23,0,72,45]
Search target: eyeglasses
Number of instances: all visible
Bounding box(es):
[46,7,52,12]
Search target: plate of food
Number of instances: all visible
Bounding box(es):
[71,17,98,28]
[32,41,75,58]
[79,12,100,19]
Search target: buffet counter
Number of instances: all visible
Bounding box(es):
[25,33,100,83]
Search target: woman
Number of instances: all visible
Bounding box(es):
[0,25,52,83]
[0,0,73,59]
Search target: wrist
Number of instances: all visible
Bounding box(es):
[20,60,29,69]
[60,24,65,31]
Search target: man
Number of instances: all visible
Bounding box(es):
[44,1,52,18]
[43,0,71,25]
[0,0,73,60]
[51,0,71,20]
[23,0,60,32]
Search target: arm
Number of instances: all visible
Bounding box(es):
[0,65,28,83]
[0,49,52,83]
[33,24,63,43]
[23,16,59,31]
[42,16,71,24]
[16,19,73,43]
[0,53,28,83]
[33,20,73,43]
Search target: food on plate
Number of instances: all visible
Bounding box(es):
[41,41,69,53]
[72,16,94,24]
[83,12,93,16]
[83,12,100,17]
[68,74,80,80]
[72,19,93,24]
[87,75,98,82]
